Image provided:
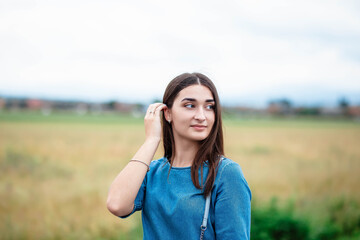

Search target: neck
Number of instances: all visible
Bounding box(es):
[171,137,199,168]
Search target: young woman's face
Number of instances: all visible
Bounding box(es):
[167,84,215,143]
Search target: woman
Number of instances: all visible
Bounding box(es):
[107,73,251,239]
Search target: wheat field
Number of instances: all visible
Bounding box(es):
[1,113,359,239]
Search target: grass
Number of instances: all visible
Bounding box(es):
[0,111,360,239]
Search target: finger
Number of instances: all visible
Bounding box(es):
[149,103,164,112]
[154,104,167,117]
[146,103,159,114]
[146,103,164,116]
[152,102,165,109]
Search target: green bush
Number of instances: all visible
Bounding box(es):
[251,198,310,240]
[251,197,360,240]
[313,197,360,240]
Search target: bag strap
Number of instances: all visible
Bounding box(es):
[200,193,211,240]
[199,156,224,239]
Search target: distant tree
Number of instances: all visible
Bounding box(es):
[295,107,320,116]
[279,98,292,108]
[338,97,349,109]
[338,97,350,116]
[267,98,293,115]
[106,100,117,110]
[268,98,292,108]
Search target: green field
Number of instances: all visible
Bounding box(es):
[1,111,360,239]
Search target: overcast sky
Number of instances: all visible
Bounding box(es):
[1,0,359,107]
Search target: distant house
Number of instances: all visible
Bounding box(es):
[348,106,360,119]
[224,106,267,117]
[319,107,342,116]
[26,99,44,110]
[267,99,293,115]
[114,102,136,113]
[0,98,5,110]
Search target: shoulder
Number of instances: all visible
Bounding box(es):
[215,157,251,199]
[217,157,245,180]
[149,157,169,171]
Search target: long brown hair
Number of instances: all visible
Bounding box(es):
[162,72,224,197]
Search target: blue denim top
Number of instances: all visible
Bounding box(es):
[120,157,251,239]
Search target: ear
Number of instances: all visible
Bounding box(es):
[164,107,172,122]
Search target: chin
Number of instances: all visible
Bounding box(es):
[190,133,210,142]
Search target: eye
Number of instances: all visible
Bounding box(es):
[206,104,215,110]
[185,103,195,108]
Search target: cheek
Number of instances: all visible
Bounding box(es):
[207,112,215,125]
[173,110,191,121]
[172,112,189,127]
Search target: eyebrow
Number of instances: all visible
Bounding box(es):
[181,98,215,103]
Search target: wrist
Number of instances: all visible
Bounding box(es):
[144,136,161,145]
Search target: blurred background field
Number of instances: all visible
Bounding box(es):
[1,111,360,240]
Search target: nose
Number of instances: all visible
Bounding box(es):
[194,107,206,121]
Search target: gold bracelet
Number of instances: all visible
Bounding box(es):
[130,159,150,172]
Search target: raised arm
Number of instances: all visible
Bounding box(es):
[106,103,166,217]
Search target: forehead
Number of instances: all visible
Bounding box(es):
[175,85,213,101]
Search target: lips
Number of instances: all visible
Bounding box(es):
[191,125,207,130]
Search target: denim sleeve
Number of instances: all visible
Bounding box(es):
[119,175,147,219]
[214,162,252,239]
